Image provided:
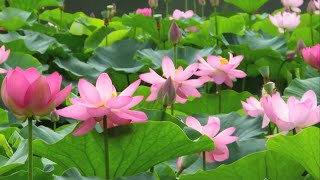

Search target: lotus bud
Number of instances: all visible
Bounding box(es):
[307,0,317,14]
[177,154,199,170]
[149,0,158,9]
[198,0,206,6]
[262,82,276,96]
[157,77,176,106]
[286,51,296,61]
[168,22,182,45]
[112,3,117,15]
[295,39,305,55]
[50,111,60,123]
[210,0,219,7]
[90,12,95,18]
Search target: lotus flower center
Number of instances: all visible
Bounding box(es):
[175,69,179,74]
[111,92,117,97]
[220,58,228,65]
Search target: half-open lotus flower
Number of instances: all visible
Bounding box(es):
[281,0,303,12]
[241,97,271,128]
[185,116,238,162]
[269,12,300,33]
[0,46,10,74]
[139,56,203,104]
[196,53,246,87]
[170,9,194,20]
[56,73,147,136]
[261,90,320,133]
[302,44,320,70]
[1,67,72,120]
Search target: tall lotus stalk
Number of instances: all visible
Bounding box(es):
[103,116,110,179]
[193,0,197,13]
[185,0,188,11]
[28,118,33,180]
[165,0,169,17]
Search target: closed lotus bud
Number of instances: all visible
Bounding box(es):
[157,77,176,106]
[210,0,219,6]
[286,51,296,61]
[295,39,305,55]
[307,0,317,14]
[149,0,158,8]
[50,111,60,123]
[168,22,182,45]
[262,82,276,96]
[177,154,199,170]
[198,0,206,6]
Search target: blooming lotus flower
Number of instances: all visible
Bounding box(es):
[170,9,194,20]
[302,44,320,70]
[0,46,10,74]
[185,116,238,162]
[281,0,303,12]
[1,67,72,120]
[261,90,320,133]
[136,8,152,16]
[314,0,320,9]
[195,53,247,87]
[139,56,203,104]
[269,12,300,33]
[241,97,271,128]
[56,73,147,136]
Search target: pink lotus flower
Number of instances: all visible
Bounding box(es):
[302,44,320,70]
[185,26,199,33]
[56,73,147,136]
[195,53,247,87]
[170,9,194,20]
[281,0,303,12]
[269,12,300,33]
[185,116,238,162]
[136,8,152,16]
[314,0,320,9]
[241,97,271,128]
[261,90,320,133]
[139,56,203,104]
[0,46,10,74]
[1,67,72,119]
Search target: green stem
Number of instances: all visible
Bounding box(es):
[248,13,252,29]
[201,5,204,17]
[202,151,206,170]
[28,118,33,180]
[53,122,56,131]
[103,116,110,179]
[160,105,167,121]
[213,6,218,45]
[171,103,174,116]
[176,168,184,177]
[268,123,272,135]
[185,0,188,11]
[310,14,314,45]
[173,45,177,68]
[165,0,169,18]
[193,0,197,13]
[241,63,247,91]
[217,85,222,114]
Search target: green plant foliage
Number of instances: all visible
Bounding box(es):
[174,90,253,115]
[267,127,320,179]
[179,151,305,180]
[283,77,320,102]
[0,8,36,31]
[33,122,214,178]
[7,0,63,12]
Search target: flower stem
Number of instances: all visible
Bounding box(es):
[217,84,222,114]
[126,74,130,86]
[160,105,167,121]
[103,116,110,179]
[176,168,184,177]
[201,5,204,17]
[53,122,56,131]
[171,103,174,116]
[165,0,169,18]
[213,6,218,45]
[173,44,177,68]
[185,0,188,11]
[202,151,206,170]
[310,14,314,45]
[28,118,33,180]
[193,0,197,13]
[241,63,247,91]
[268,123,272,135]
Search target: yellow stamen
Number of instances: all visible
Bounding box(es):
[220,58,228,65]
[111,91,117,97]
[175,69,179,74]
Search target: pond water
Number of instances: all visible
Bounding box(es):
[65,0,290,17]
